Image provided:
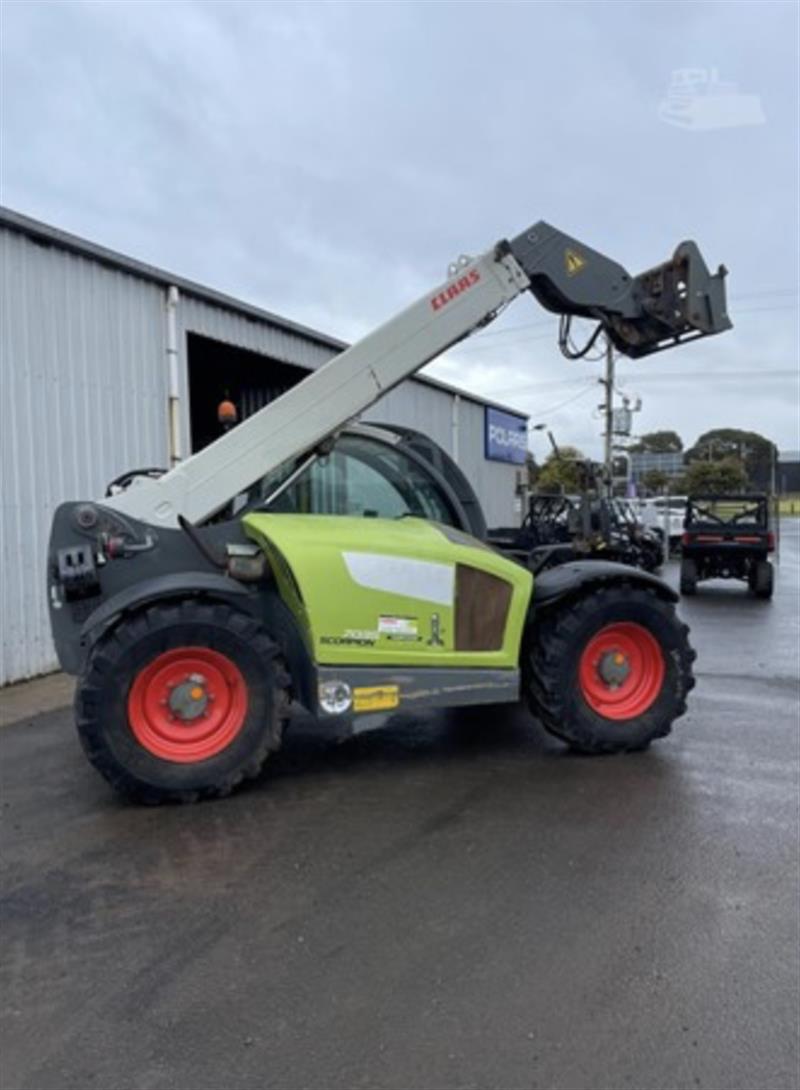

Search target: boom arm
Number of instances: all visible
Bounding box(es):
[108,221,730,527]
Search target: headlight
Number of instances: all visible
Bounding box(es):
[318,681,352,715]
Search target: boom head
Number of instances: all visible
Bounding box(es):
[507,222,732,358]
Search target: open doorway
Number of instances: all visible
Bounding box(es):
[186,333,311,453]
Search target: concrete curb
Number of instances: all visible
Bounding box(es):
[0,673,75,727]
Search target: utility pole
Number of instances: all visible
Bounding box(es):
[601,334,615,496]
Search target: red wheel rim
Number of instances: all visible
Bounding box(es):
[127,647,248,762]
[578,622,665,721]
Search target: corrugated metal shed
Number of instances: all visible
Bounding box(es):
[1,230,169,683]
[1,207,527,684]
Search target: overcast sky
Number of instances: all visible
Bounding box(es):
[2,0,798,459]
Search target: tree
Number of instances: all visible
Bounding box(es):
[630,430,683,454]
[525,451,540,490]
[536,446,587,493]
[642,469,671,493]
[685,429,776,489]
[684,457,748,494]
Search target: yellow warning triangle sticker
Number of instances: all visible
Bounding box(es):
[565,249,586,276]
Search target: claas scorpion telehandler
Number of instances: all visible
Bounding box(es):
[47,221,731,802]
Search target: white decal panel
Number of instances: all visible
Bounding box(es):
[378,616,418,640]
[343,552,454,607]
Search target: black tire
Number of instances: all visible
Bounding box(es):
[75,600,291,803]
[680,557,698,596]
[524,583,696,755]
[640,544,662,574]
[752,559,774,600]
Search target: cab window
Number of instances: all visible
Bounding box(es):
[242,435,460,526]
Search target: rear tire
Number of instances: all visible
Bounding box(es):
[75,600,291,803]
[525,584,695,755]
[751,559,774,600]
[643,545,662,573]
[680,558,698,596]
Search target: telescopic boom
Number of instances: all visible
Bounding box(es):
[107,221,730,527]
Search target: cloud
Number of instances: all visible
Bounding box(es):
[2,0,797,454]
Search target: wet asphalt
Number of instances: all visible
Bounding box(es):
[1,524,798,1090]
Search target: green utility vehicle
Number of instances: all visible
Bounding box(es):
[47,221,731,801]
[680,494,775,597]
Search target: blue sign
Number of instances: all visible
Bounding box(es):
[485,408,528,465]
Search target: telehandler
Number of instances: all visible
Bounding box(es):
[47,221,731,802]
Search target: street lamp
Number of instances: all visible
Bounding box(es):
[530,422,559,458]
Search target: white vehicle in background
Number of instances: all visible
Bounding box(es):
[633,496,688,554]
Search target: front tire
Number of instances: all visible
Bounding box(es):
[525,584,695,754]
[75,600,291,803]
[680,557,698,596]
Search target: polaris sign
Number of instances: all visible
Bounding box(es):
[485,408,528,465]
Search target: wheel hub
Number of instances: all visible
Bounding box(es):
[597,650,630,688]
[168,673,210,722]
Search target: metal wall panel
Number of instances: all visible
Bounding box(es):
[364,381,521,528]
[364,378,454,449]
[1,228,168,683]
[178,296,336,371]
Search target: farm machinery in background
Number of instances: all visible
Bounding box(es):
[488,444,664,574]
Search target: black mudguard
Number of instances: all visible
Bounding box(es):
[56,570,256,677]
[78,572,251,642]
[532,560,678,611]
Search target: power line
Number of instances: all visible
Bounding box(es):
[458,367,797,406]
[450,287,798,344]
[449,303,797,359]
[466,318,555,340]
[732,303,799,315]
[730,288,799,300]
[452,330,554,355]
[491,376,591,397]
[527,384,598,420]
[618,368,797,382]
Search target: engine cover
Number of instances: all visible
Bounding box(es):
[243,513,533,670]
